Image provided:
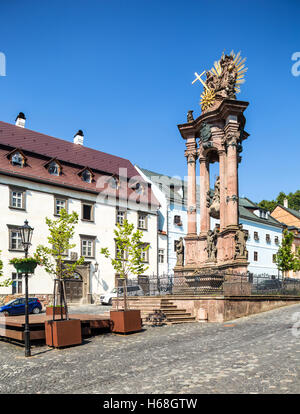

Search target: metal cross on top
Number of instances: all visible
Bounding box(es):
[191,71,208,90]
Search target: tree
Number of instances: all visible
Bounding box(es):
[275,230,296,277]
[294,247,300,272]
[0,251,12,288]
[258,190,300,212]
[36,209,84,319]
[100,219,149,310]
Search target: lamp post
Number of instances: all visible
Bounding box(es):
[19,219,34,358]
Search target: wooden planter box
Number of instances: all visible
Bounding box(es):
[110,310,142,334]
[45,319,82,348]
[46,306,66,316]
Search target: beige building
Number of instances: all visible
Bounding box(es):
[271,202,300,279]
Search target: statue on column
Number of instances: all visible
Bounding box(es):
[208,176,220,219]
[234,225,248,259]
[176,237,184,266]
[206,226,218,261]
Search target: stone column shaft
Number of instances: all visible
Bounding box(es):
[226,132,239,226]
[219,150,227,229]
[199,158,210,233]
[185,146,198,236]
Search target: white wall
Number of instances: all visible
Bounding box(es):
[0,175,158,297]
[241,219,282,276]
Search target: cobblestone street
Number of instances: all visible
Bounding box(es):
[0,304,300,394]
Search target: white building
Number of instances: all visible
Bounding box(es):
[0,114,159,303]
[239,198,283,276]
[135,166,283,277]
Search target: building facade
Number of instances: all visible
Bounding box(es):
[0,114,159,303]
[271,202,300,278]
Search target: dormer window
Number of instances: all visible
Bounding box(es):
[8,149,27,167]
[82,169,92,183]
[11,152,24,167]
[78,167,94,183]
[135,183,143,195]
[109,176,119,189]
[48,161,60,175]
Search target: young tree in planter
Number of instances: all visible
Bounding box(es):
[36,209,84,319]
[275,229,296,278]
[100,219,149,310]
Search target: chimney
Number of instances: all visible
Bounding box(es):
[15,112,26,128]
[284,198,288,208]
[73,129,84,145]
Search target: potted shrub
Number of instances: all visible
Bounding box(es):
[9,257,40,274]
[101,219,149,334]
[36,209,84,347]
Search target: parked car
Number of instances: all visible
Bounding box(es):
[256,279,282,291]
[0,297,42,316]
[100,285,144,305]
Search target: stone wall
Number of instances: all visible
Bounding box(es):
[123,295,300,323]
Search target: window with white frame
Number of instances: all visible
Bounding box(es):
[80,236,95,258]
[158,249,164,263]
[8,227,23,251]
[116,209,126,225]
[138,212,147,230]
[140,243,149,263]
[12,273,23,294]
[10,187,25,209]
[55,197,67,215]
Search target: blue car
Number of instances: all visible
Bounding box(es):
[0,297,42,316]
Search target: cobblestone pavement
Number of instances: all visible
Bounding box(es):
[0,304,300,394]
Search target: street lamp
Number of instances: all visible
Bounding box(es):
[19,219,34,358]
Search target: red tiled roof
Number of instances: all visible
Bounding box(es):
[0,121,160,207]
[0,121,138,178]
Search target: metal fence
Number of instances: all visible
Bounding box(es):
[116,272,300,297]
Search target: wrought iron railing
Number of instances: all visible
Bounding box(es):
[115,272,300,297]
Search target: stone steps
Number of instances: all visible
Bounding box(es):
[141,298,196,325]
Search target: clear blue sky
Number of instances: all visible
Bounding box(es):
[0,0,299,203]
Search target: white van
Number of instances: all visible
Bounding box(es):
[100,285,144,305]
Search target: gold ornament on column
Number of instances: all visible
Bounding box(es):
[192,51,248,112]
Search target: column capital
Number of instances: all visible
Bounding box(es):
[185,150,198,164]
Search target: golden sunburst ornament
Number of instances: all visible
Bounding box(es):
[192,51,248,112]
[200,87,215,111]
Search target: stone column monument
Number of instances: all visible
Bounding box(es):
[174,51,249,281]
